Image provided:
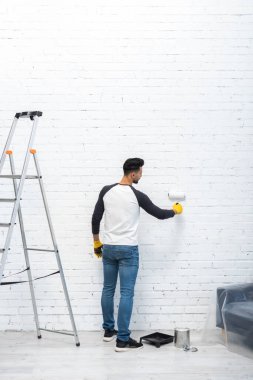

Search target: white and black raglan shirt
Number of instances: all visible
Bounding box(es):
[92,183,175,246]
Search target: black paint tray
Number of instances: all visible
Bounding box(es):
[140,332,174,348]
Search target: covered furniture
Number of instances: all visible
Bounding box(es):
[216,283,253,356]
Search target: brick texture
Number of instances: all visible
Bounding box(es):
[0,0,252,331]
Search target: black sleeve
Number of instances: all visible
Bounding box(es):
[91,187,106,234]
[131,187,175,220]
[91,184,117,234]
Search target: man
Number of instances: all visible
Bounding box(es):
[91,158,183,352]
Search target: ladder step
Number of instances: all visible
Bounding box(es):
[27,248,55,252]
[0,175,39,179]
[0,223,11,227]
[0,198,16,202]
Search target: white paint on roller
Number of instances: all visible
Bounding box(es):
[168,192,186,200]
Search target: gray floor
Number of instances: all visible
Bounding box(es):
[0,331,252,380]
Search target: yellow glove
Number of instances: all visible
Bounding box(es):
[94,240,103,258]
[173,202,183,214]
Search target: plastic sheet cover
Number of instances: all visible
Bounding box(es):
[216,283,253,359]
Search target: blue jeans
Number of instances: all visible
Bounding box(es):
[101,244,139,342]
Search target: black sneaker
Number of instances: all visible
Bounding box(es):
[115,337,144,352]
[103,329,118,342]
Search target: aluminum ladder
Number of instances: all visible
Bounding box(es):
[0,111,80,346]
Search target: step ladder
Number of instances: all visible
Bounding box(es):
[0,111,80,346]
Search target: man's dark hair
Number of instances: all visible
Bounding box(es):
[123,158,144,175]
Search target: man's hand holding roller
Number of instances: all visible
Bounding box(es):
[172,202,183,215]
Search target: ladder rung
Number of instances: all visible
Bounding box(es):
[0,175,39,179]
[0,223,11,227]
[0,198,16,202]
[27,248,55,252]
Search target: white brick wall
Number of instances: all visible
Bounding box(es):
[0,0,253,332]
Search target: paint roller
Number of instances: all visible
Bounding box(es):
[168,192,185,214]
[168,192,186,201]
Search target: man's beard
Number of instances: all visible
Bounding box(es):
[133,179,139,184]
